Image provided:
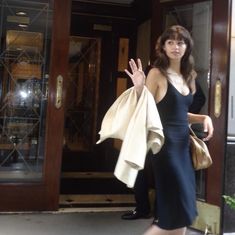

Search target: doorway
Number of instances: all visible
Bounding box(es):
[59,35,135,208]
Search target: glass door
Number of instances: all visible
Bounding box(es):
[163,1,220,233]
[0,0,71,211]
[64,36,101,152]
[164,0,212,201]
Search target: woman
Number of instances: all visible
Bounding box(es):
[125,25,214,235]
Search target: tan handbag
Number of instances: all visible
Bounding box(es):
[189,127,212,170]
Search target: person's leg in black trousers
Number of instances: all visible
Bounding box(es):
[134,169,151,215]
[121,152,153,220]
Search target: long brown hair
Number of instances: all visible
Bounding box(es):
[152,25,195,91]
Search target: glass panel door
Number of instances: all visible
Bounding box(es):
[0,0,51,182]
[0,0,71,211]
[64,36,101,152]
[164,0,212,201]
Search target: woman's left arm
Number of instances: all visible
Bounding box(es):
[188,113,214,141]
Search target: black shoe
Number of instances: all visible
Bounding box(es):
[121,210,151,220]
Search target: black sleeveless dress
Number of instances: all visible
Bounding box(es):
[151,81,197,230]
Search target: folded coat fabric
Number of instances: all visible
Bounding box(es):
[97,86,164,188]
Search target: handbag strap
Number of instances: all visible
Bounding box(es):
[189,126,197,137]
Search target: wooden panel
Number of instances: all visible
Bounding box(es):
[114,77,127,149]
[116,77,127,96]
[118,38,129,72]
[136,20,151,69]
[150,1,163,63]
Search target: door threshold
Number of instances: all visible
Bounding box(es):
[58,206,135,213]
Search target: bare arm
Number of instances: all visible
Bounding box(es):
[188,113,214,141]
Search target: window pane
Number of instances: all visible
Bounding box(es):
[0,0,52,182]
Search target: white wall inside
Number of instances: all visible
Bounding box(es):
[228,0,235,136]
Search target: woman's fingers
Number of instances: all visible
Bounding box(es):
[137,58,143,71]
[129,58,141,73]
[129,60,136,72]
[205,126,213,141]
[124,69,132,78]
[125,59,145,83]
[203,132,213,142]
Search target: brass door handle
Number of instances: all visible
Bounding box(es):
[55,75,63,109]
[214,79,222,118]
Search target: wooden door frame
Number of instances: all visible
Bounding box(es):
[150,0,229,207]
[0,0,71,211]
[44,0,71,210]
[206,0,230,206]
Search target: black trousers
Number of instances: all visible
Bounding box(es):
[134,151,154,214]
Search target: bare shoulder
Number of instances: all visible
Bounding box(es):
[146,67,167,102]
[146,68,164,84]
[147,67,162,78]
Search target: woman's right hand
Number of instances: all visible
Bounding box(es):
[202,115,214,141]
[125,58,145,94]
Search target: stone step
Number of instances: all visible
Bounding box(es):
[59,194,135,208]
[60,171,133,194]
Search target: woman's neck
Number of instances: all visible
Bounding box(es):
[168,61,181,75]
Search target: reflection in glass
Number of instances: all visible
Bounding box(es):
[0,0,52,181]
[64,36,101,152]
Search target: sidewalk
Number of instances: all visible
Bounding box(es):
[0,210,203,235]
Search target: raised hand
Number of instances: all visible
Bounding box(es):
[125,58,145,94]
